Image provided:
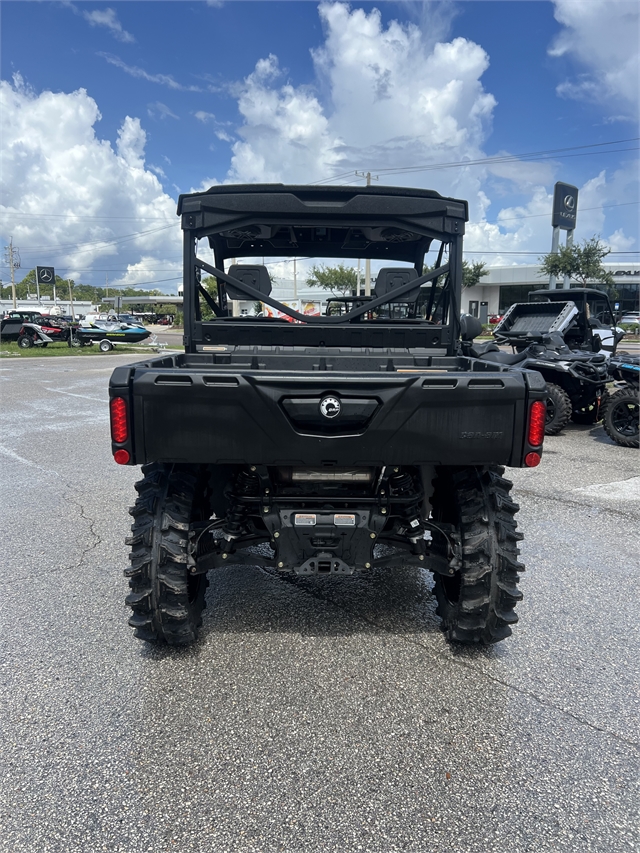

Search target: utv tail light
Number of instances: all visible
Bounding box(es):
[525,452,541,468]
[110,397,129,444]
[113,449,130,465]
[527,400,546,447]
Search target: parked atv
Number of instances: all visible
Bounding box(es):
[487,301,609,434]
[527,288,624,355]
[602,354,639,448]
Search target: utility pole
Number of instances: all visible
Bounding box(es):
[68,279,76,320]
[4,238,21,309]
[355,171,379,296]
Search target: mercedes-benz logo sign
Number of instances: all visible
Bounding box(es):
[563,195,576,212]
[39,269,53,282]
[319,396,341,419]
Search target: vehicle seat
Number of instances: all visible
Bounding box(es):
[226,264,272,300]
[478,349,529,365]
[374,268,420,302]
[471,341,500,357]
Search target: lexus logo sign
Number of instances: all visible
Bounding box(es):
[552,182,579,230]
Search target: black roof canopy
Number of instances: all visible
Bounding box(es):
[177,183,469,263]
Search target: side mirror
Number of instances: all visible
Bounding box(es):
[460,314,483,341]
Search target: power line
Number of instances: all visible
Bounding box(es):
[15,224,176,255]
[484,200,639,225]
[0,212,174,221]
[310,137,640,185]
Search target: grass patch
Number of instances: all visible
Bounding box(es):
[0,341,155,358]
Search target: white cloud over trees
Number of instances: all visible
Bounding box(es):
[0,76,181,288]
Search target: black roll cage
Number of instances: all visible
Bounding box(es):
[178,184,468,355]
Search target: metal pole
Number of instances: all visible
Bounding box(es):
[364,173,371,296]
[9,239,17,309]
[355,170,378,296]
[549,226,560,290]
[68,279,76,320]
[293,257,297,299]
[562,230,574,290]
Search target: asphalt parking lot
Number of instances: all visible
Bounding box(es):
[0,354,638,853]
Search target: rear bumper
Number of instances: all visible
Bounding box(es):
[110,360,547,468]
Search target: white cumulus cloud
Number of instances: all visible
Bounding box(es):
[227,3,497,189]
[550,0,639,119]
[0,76,181,290]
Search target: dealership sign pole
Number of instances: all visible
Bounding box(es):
[549,182,578,290]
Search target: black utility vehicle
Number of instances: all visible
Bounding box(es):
[109,184,547,647]
[489,301,609,434]
[528,288,623,355]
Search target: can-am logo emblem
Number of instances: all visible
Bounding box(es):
[564,195,576,211]
[320,396,341,418]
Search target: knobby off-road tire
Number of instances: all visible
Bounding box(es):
[125,462,210,644]
[602,386,639,448]
[431,466,524,644]
[544,383,572,435]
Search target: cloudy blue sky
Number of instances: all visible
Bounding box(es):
[1,0,638,293]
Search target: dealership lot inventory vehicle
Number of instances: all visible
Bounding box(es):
[109,183,548,647]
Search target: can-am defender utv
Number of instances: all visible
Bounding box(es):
[109,183,547,646]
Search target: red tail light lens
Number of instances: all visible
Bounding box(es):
[527,400,546,447]
[525,452,541,467]
[110,397,128,444]
[113,449,130,465]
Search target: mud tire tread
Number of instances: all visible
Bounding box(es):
[602,386,639,448]
[125,462,209,645]
[432,465,524,645]
[545,383,572,435]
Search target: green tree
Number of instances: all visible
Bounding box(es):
[462,260,489,288]
[538,237,614,288]
[2,269,178,310]
[307,263,358,297]
[199,275,219,320]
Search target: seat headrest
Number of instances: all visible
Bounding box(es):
[374,267,420,303]
[226,265,272,300]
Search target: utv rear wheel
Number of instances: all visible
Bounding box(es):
[602,387,639,448]
[125,462,210,644]
[544,383,572,435]
[431,466,524,644]
[18,335,33,349]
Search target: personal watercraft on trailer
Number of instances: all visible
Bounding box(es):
[73,321,152,351]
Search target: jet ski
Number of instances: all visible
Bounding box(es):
[72,320,152,349]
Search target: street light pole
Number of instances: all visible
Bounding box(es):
[355,171,379,296]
